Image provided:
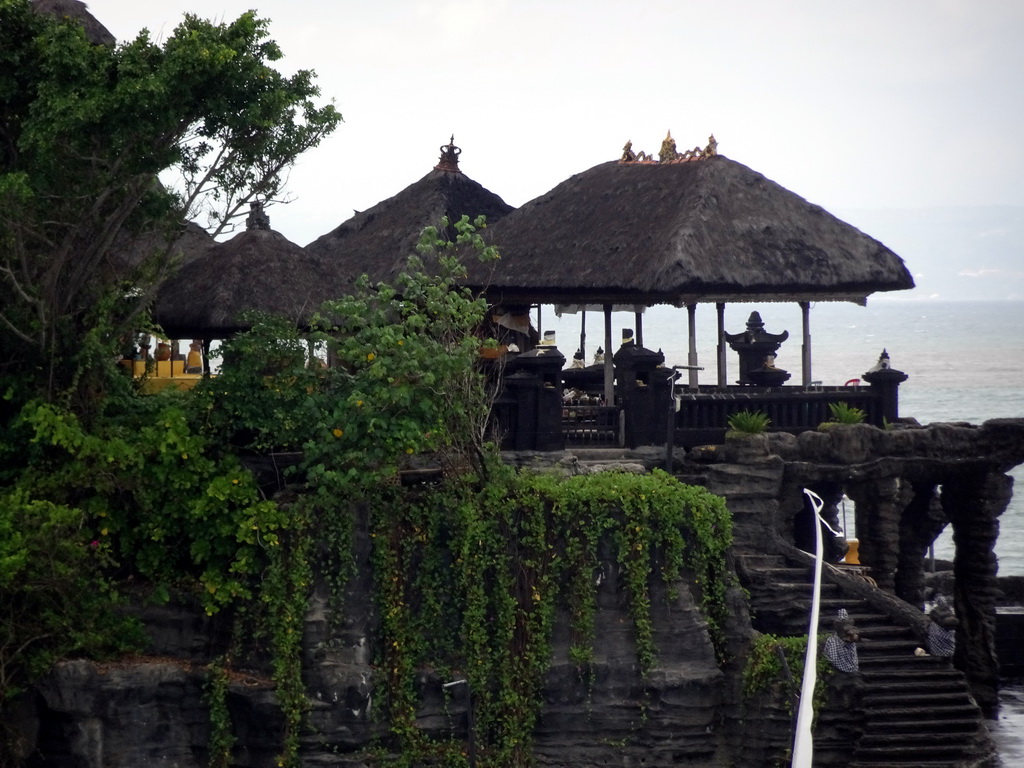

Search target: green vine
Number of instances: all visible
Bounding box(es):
[263,501,313,768]
[203,658,235,768]
[742,633,832,717]
[362,464,734,767]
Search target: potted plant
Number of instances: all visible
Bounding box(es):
[818,401,866,431]
[723,409,771,461]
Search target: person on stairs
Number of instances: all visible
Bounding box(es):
[824,608,861,674]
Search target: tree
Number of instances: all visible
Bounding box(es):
[0,0,340,407]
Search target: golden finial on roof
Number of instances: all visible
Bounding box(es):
[618,131,719,164]
[659,130,678,163]
[434,135,462,173]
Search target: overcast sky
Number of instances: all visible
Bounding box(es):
[85,0,1024,302]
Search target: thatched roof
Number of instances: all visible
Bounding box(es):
[467,154,914,306]
[31,0,115,46]
[306,140,514,289]
[154,214,334,340]
[113,221,214,273]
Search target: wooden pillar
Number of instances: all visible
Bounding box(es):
[603,304,614,405]
[579,311,587,359]
[202,338,213,376]
[716,302,727,388]
[801,301,812,387]
[687,303,699,390]
[635,310,644,348]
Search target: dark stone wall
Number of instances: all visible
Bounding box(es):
[12,520,732,767]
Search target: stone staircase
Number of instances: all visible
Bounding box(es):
[738,554,990,768]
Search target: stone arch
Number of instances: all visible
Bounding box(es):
[791,480,847,562]
[838,473,912,593]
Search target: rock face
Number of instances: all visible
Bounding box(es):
[13,419,1024,766]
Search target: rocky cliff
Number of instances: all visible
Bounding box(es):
[11,419,1024,767]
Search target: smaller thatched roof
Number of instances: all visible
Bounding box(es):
[306,138,514,290]
[154,206,334,340]
[31,0,116,46]
[113,221,214,273]
[468,151,914,307]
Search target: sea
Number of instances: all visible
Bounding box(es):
[543,298,1024,761]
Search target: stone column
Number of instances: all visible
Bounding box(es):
[895,483,945,608]
[943,469,1012,715]
[848,476,908,593]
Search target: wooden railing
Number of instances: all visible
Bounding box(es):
[562,405,623,448]
[672,385,883,448]
[495,362,903,452]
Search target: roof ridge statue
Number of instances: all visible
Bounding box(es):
[434,135,462,173]
[619,131,718,164]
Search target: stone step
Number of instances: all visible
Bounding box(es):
[750,566,812,581]
[861,668,964,684]
[866,716,980,734]
[828,612,894,629]
[866,703,981,722]
[858,729,978,747]
[735,553,787,566]
[738,556,984,767]
[862,679,970,697]
[851,743,971,762]
[819,596,871,609]
[761,580,842,593]
[853,624,915,639]
[859,653,950,669]
[863,689,973,706]
[856,638,921,656]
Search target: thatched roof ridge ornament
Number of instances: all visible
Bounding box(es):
[434,136,462,173]
[621,132,718,164]
[246,201,271,231]
[659,130,678,162]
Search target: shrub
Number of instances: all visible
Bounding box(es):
[826,401,866,425]
[726,409,771,435]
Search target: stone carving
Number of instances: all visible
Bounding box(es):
[619,131,718,164]
[620,140,651,162]
[659,130,679,162]
[245,200,270,230]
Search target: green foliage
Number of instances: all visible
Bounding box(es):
[726,409,771,435]
[262,505,313,767]
[0,491,146,706]
[826,401,866,425]
[0,0,340,406]
[17,398,285,612]
[367,466,734,766]
[203,659,236,768]
[742,633,832,717]
[198,216,496,473]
